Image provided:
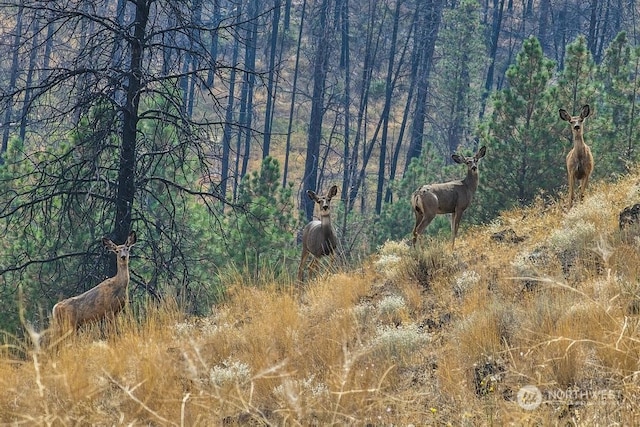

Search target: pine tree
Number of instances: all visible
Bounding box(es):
[431,0,486,159]
[555,35,600,112]
[227,157,299,280]
[551,35,601,196]
[595,32,640,179]
[476,36,560,221]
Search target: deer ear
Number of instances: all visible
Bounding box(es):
[307,190,318,201]
[127,231,137,246]
[581,104,590,118]
[102,237,116,250]
[476,146,487,159]
[559,109,571,121]
[451,154,464,164]
[328,185,338,198]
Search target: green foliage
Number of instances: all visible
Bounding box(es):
[476,36,560,221]
[555,35,599,111]
[0,91,305,335]
[0,134,102,334]
[431,0,486,156]
[594,32,640,179]
[224,157,299,280]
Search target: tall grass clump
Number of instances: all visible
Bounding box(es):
[397,240,459,290]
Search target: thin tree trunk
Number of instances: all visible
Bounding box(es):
[302,0,331,221]
[404,0,443,170]
[42,10,55,71]
[113,0,150,275]
[237,0,258,191]
[344,1,379,214]
[110,0,127,69]
[263,0,281,158]
[626,54,640,160]
[206,1,221,88]
[375,0,402,215]
[587,0,598,58]
[479,0,505,121]
[2,2,24,160]
[284,0,292,30]
[73,1,93,125]
[282,0,307,187]
[387,5,419,194]
[19,14,40,142]
[339,0,351,237]
[186,0,203,116]
[220,37,240,201]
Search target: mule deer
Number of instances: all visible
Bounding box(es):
[298,185,338,282]
[52,231,137,333]
[411,146,487,248]
[559,104,593,208]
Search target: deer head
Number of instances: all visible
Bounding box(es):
[559,104,590,137]
[307,184,338,218]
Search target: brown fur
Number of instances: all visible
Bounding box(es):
[52,231,136,333]
[298,185,338,282]
[559,104,593,208]
[411,146,486,248]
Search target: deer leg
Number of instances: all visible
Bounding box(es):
[298,249,309,282]
[451,209,464,249]
[567,171,575,208]
[412,209,424,245]
[580,174,590,201]
[413,193,437,245]
[413,211,435,246]
[308,257,319,280]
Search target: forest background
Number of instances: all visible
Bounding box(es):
[0,0,637,335]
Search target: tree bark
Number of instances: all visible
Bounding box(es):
[113,0,150,274]
[375,0,402,215]
[263,0,281,158]
[479,0,505,121]
[283,0,307,188]
[404,0,443,169]
[2,1,24,160]
[302,0,331,221]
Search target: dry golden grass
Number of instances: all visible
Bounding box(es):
[4,173,640,424]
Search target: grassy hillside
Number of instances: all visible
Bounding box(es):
[2,172,640,425]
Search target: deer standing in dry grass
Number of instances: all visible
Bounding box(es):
[559,104,593,208]
[411,146,487,248]
[52,231,136,333]
[298,185,338,282]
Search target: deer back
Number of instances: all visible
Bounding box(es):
[54,276,129,328]
[52,231,136,330]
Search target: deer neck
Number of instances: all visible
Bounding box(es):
[115,259,131,284]
[318,213,335,241]
[463,170,479,193]
[572,131,587,152]
[320,213,332,230]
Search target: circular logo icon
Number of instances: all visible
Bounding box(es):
[517,385,542,410]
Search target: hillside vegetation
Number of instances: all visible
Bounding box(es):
[2,172,640,425]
